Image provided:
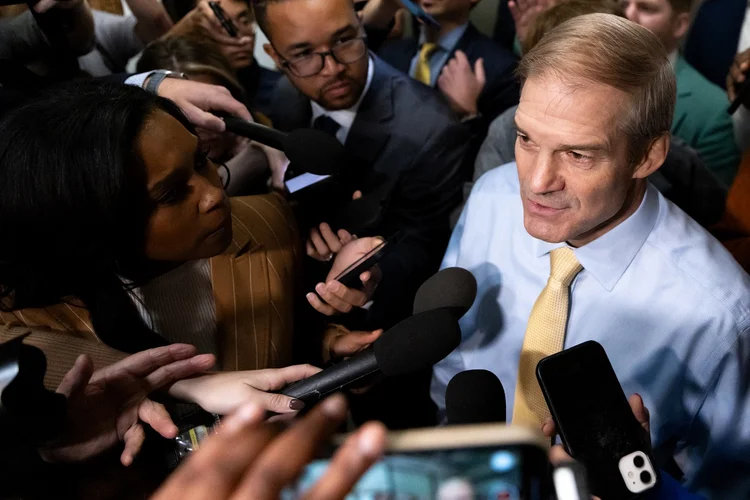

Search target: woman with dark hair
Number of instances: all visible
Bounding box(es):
[137,35,288,193]
[0,80,313,415]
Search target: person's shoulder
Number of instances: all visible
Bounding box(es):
[676,58,731,117]
[472,161,520,196]
[646,192,750,323]
[375,57,461,130]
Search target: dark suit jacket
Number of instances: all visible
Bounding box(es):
[377,23,520,125]
[271,54,472,330]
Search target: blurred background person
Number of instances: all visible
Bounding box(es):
[623,0,741,187]
[169,0,281,114]
[138,35,289,192]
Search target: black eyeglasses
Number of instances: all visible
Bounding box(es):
[278,37,368,78]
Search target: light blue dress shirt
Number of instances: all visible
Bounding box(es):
[408,24,469,87]
[431,163,750,498]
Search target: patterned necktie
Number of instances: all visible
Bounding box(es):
[414,42,438,85]
[512,247,583,427]
[313,115,341,138]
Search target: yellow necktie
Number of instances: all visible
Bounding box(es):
[414,43,437,85]
[512,247,583,428]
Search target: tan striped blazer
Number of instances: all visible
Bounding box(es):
[0,193,300,382]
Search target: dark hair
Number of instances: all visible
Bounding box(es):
[137,36,246,103]
[0,80,195,352]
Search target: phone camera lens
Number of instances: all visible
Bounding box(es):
[640,471,652,484]
[633,455,645,468]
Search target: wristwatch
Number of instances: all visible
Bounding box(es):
[143,70,188,95]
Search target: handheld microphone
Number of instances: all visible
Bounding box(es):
[413,267,478,318]
[281,309,461,404]
[445,369,506,425]
[223,117,347,176]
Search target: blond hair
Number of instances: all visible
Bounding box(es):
[518,14,676,166]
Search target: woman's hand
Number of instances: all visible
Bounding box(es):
[168,364,322,415]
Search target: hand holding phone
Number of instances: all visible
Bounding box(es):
[536,341,659,500]
[208,1,238,37]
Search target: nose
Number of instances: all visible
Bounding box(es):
[528,154,564,195]
[624,3,637,21]
[198,176,226,214]
[319,51,346,77]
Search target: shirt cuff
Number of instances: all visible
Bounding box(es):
[124,71,157,89]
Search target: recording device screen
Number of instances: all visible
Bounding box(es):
[283,444,547,500]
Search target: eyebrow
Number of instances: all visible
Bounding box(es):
[515,121,609,153]
[148,143,197,195]
[286,25,359,52]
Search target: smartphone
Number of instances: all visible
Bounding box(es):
[536,341,658,500]
[333,231,403,289]
[208,1,238,37]
[283,424,551,499]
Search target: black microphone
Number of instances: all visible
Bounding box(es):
[223,117,347,176]
[413,267,478,318]
[445,369,506,425]
[281,309,461,404]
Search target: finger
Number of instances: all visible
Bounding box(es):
[145,353,217,391]
[337,229,354,245]
[541,417,556,437]
[359,270,371,284]
[475,58,486,87]
[252,364,323,392]
[138,399,179,439]
[309,229,331,258]
[306,292,338,316]
[319,223,343,253]
[325,280,369,308]
[306,239,321,259]
[628,394,650,433]
[234,394,349,500]
[198,3,225,32]
[508,0,520,20]
[352,190,363,200]
[151,403,274,500]
[56,354,94,397]
[94,344,198,381]
[302,422,386,500]
[121,424,146,467]
[331,330,383,357]
[316,283,355,313]
[548,445,573,466]
[454,50,470,68]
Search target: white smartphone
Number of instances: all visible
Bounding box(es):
[283,424,551,499]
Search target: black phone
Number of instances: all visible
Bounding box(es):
[536,341,659,500]
[332,232,403,289]
[208,1,238,37]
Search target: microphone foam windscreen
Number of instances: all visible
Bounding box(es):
[374,309,461,377]
[285,129,348,176]
[412,267,477,318]
[445,369,506,425]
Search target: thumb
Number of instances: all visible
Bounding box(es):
[629,394,650,433]
[475,58,486,87]
[56,354,94,398]
[352,190,363,200]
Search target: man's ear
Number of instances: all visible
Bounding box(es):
[263,43,283,70]
[673,11,691,41]
[633,133,670,180]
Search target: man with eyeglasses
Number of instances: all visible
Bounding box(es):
[256,0,471,428]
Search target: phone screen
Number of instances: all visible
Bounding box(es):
[283,444,548,499]
[538,345,642,463]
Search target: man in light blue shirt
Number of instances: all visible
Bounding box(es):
[431,13,750,498]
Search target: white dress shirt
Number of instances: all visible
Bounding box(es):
[310,56,375,144]
[431,163,750,497]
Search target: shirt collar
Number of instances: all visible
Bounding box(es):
[668,50,678,68]
[418,23,469,53]
[310,55,375,131]
[533,183,660,291]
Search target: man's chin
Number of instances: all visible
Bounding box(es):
[523,216,569,243]
[317,94,359,111]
